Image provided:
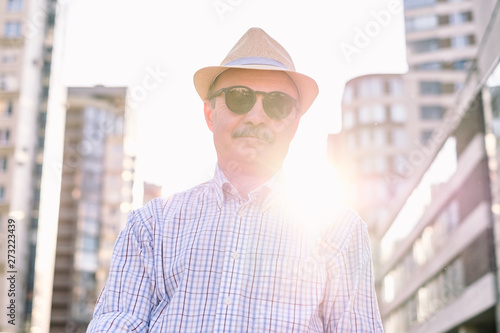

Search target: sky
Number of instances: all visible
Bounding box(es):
[61,0,408,198]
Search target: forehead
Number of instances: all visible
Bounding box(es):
[213,69,299,98]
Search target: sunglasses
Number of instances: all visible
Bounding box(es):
[208,85,299,120]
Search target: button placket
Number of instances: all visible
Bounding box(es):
[216,196,247,319]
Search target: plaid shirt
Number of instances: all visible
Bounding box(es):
[87,166,383,332]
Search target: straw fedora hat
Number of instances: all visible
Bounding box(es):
[193,27,319,115]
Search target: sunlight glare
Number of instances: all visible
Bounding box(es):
[283,157,349,238]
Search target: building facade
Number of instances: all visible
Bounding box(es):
[0,0,66,331]
[329,0,483,229]
[49,86,135,333]
[378,0,500,330]
[330,0,500,330]
[329,74,408,229]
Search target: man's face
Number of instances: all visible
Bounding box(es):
[204,68,301,178]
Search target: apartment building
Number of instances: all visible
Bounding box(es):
[329,0,483,229]
[379,0,500,330]
[49,86,135,333]
[0,0,66,331]
[329,74,408,228]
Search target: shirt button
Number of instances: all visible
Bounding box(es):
[232,252,239,259]
[237,209,245,217]
[224,297,232,305]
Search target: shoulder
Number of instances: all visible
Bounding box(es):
[327,206,366,239]
[144,180,213,213]
[321,206,370,263]
[127,180,215,234]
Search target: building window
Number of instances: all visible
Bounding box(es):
[438,14,450,26]
[404,0,435,9]
[405,15,438,32]
[390,105,407,123]
[0,75,6,90]
[451,35,469,48]
[449,11,473,25]
[358,77,384,98]
[373,128,386,147]
[420,105,444,119]
[5,101,13,117]
[373,104,386,123]
[81,234,98,252]
[433,200,460,248]
[416,62,442,70]
[4,22,22,38]
[0,100,13,116]
[2,51,17,64]
[389,78,404,95]
[0,156,7,172]
[343,110,355,129]
[359,106,370,124]
[409,39,440,54]
[83,217,99,236]
[7,0,23,11]
[0,129,10,144]
[453,59,470,70]
[0,74,17,91]
[0,186,4,202]
[421,129,434,144]
[445,200,460,233]
[451,35,475,49]
[420,81,442,95]
[359,105,386,123]
[391,128,408,146]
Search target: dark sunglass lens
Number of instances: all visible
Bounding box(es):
[225,87,255,114]
[264,92,293,119]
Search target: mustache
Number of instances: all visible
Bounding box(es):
[232,126,275,143]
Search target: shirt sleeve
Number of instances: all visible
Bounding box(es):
[321,210,384,332]
[86,207,157,332]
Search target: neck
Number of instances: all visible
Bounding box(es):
[219,164,275,199]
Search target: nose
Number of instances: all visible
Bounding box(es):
[242,95,270,125]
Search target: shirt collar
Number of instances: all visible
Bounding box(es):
[212,163,285,209]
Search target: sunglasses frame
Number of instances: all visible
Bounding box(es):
[208,85,299,120]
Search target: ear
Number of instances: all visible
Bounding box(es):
[204,100,214,132]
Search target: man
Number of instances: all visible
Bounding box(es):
[87,28,383,332]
